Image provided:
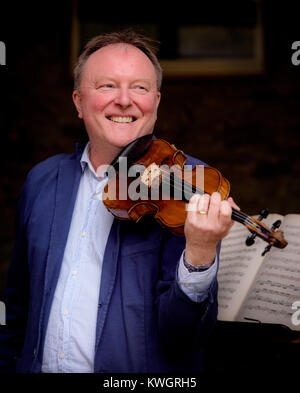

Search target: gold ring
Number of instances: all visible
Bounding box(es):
[198,210,207,215]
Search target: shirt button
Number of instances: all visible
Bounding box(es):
[60,353,66,359]
[92,194,98,200]
[63,310,68,316]
[81,231,86,237]
[72,270,78,276]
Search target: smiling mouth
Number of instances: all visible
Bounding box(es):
[107,116,136,123]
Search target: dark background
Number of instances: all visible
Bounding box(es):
[0,0,299,378]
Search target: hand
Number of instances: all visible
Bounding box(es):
[184,192,239,266]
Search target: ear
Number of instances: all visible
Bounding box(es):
[156,91,161,110]
[72,90,83,119]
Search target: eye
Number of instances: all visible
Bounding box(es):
[98,84,115,91]
[132,85,148,94]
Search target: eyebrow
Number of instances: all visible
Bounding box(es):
[95,77,152,85]
[132,78,152,84]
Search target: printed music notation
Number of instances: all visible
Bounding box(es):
[217,213,300,330]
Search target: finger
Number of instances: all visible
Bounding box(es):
[220,200,232,221]
[219,200,234,234]
[227,197,240,211]
[186,193,200,214]
[196,193,210,216]
[207,191,221,221]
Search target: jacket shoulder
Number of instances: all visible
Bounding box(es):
[184,153,208,167]
[18,152,81,220]
[26,153,74,183]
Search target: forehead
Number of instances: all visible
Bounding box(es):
[83,43,156,80]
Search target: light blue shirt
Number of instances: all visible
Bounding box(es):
[41,142,217,373]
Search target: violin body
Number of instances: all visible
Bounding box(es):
[103,136,288,251]
[103,138,229,235]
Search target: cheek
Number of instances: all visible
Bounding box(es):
[139,97,159,117]
[82,93,109,114]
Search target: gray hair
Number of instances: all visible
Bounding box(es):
[73,29,163,91]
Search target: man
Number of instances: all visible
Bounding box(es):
[0,30,236,373]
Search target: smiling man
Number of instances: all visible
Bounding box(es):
[72,42,161,169]
[0,30,235,373]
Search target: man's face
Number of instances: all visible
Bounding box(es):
[73,43,161,152]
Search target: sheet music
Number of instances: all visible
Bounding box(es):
[217,221,268,321]
[237,214,300,330]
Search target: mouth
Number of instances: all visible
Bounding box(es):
[106,116,137,123]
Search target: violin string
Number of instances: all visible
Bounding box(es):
[232,209,269,233]
[158,167,200,194]
[159,172,247,220]
[155,170,269,234]
[158,170,246,219]
[138,166,269,234]
[159,175,250,224]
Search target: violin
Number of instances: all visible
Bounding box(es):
[103,134,288,255]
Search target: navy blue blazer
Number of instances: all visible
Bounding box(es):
[0,142,218,373]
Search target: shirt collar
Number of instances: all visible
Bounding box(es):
[80,141,110,182]
[80,141,98,177]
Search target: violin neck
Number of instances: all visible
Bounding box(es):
[159,172,270,238]
[231,207,270,238]
[231,207,249,226]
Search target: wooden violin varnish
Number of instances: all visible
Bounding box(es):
[103,135,288,254]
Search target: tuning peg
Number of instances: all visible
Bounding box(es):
[261,244,271,256]
[245,234,256,246]
[245,208,269,246]
[261,219,282,256]
[258,208,269,220]
[271,219,282,230]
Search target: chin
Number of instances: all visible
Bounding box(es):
[113,131,149,148]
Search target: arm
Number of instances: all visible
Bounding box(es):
[155,233,218,352]
[177,249,219,303]
[155,192,237,351]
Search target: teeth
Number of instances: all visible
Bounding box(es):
[109,116,135,123]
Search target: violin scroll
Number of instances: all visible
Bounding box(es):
[261,220,288,256]
[244,209,288,255]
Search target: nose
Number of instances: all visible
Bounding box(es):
[114,87,132,108]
